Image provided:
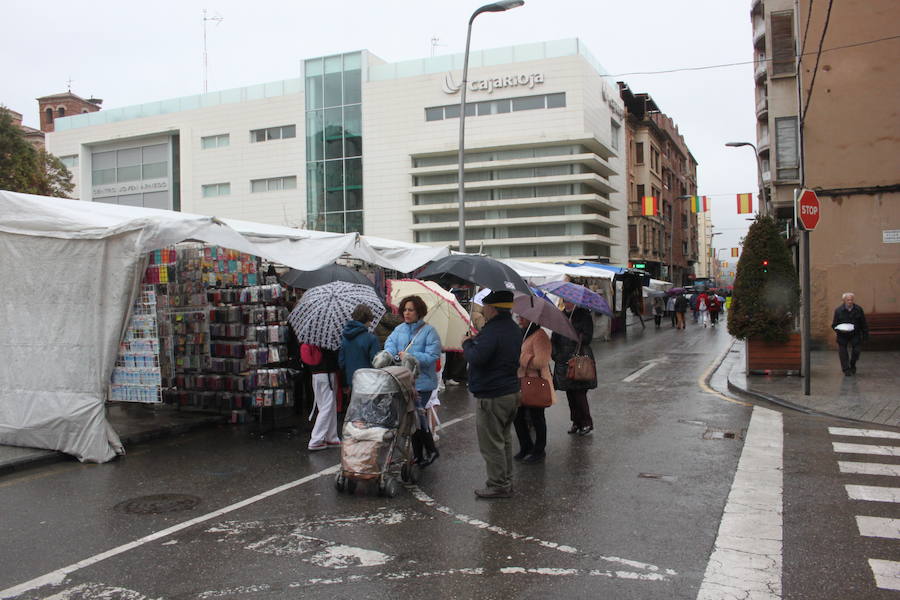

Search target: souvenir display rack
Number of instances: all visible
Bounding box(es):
[110,286,163,403]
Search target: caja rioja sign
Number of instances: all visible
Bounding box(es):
[442,71,545,95]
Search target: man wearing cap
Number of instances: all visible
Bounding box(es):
[463,289,523,499]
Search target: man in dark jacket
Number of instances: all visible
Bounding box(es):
[463,290,522,499]
[831,292,869,376]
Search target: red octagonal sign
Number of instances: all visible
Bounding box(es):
[798,189,820,230]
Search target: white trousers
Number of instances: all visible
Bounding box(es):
[699,310,709,326]
[310,372,339,447]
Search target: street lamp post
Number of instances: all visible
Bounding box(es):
[708,231,722,281]
[725,141,768,216]
[457,0,524,254]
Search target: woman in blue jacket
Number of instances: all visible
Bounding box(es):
[385,295,442,467]
[338,304,382,390]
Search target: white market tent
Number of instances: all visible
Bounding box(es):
[0,191,448,462]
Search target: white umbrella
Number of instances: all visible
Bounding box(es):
[288,282,385,351]
[387,279,475,351]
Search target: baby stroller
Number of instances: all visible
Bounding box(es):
[334,357,419,497]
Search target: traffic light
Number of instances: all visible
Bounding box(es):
[762,260,768,273]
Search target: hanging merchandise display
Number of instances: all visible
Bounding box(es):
[110,286,163,403]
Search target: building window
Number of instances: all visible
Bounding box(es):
[424,92,566,122]
[635,142,644,164]
[201,182,231,198]
[250,125,296,143]
[58,107,65,117]
[201,134,230,149]
[771,11,796,76]
[59,155,78,170]
[45,108,53,123]
[250,176,297,193]
[610,119,621,151]
[650,147,660,173]
[775,116,799,179]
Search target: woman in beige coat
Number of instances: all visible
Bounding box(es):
[514,317,553,463]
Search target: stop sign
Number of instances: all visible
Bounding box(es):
[798,189,820,230]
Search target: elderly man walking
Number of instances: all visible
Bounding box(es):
[832,292,868,376]
[463,290,523,499]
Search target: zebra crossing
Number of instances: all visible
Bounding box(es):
[830,426,900,592]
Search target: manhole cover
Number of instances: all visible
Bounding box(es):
[114,494,201,515]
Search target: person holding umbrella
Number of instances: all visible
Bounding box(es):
[551,301,597,436]
[384,295,442,467]
[514,316,553,463]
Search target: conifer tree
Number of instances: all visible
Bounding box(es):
[727,215,799,343]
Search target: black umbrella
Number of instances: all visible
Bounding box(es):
[281,263,375,290]
[417,254,532,295]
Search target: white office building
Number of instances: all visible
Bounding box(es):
[48,38,626,263]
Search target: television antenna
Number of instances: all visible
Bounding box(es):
[202,9,224,93]
[430,36,447,57]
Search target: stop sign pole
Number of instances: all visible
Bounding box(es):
[797,189,819,395]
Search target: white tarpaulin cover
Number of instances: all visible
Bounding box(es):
[0,191,446,462]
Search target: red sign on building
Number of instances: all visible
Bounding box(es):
[798,189,820,231]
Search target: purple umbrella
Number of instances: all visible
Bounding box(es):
[536,281,614,317]
[512,293,579,341]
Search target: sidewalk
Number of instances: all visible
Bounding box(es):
[726,340,900,428]
[0,403,227,475]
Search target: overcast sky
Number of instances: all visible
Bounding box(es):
[2,0,760,253]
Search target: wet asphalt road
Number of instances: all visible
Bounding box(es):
[1,321,896,599]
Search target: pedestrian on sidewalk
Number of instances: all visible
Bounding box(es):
[551,302,597,436]
[666,294,677,327]
[514,316,552,464]
[303,343,342,451]
[652,296,665,329]
[463,290,522,499]
[338,304,381,392]
[690,292,700,323]
[708,294,721,327]
[697,291,710,327]
[831,292,869,376]
[674,294,688,329]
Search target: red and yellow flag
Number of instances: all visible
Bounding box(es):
[689,195,708,213]
[737,193,753,214]
[641,196,658,216]
[731,248,739,257]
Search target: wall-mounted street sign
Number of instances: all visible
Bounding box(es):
[798,189,820,231]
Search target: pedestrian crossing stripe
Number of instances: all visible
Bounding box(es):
[829,427,900,440]
[856,516,900,540]
[869,559,900,591]
[845,484,900,503]
[832,442,900,456]
[839,461,900,477]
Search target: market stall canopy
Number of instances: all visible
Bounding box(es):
[0,191,447,463]
[499,259,615,285]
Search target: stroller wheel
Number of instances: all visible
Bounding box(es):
[401,463,417,484]
[334,473,346,493]
[379,477,400,498]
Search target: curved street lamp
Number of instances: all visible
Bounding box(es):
[457,1,525,254]
[725,141,768,216]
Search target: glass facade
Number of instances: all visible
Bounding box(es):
[91,141,171,209]
[305,52,363,233]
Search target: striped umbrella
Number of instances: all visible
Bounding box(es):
[287,282,385,351]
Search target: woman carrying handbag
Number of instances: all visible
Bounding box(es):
[514,317,554,463]
[551,301,597,436]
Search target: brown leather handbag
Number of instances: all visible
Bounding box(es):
[520,376,552,408]
[566,343,596,382]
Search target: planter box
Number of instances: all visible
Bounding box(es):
[746,333,801,375]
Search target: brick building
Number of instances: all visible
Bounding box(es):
[618,83,699,285]
[1,107,45,149]
[37,92,102,133]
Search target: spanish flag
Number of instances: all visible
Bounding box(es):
[731,248,739,257]
[641,196,658,216]
[689,196,708,213]
[737,193,753,214]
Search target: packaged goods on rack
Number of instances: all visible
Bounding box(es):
[110,286,163,403]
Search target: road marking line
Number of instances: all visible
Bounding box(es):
[696,407,782,600]
[0,414,476,599]
[869,559,900,591]
[856,516,900,540]
[838,461,900,477]
[829,427,900,440]
[846,485,900,503]
[622,361,658,383]
[833,442,900,456]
